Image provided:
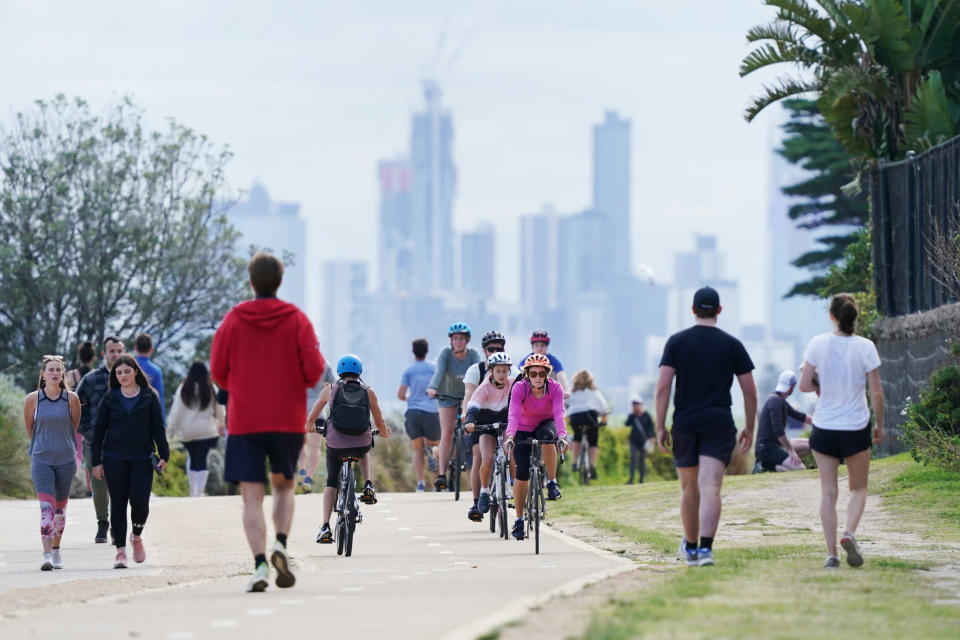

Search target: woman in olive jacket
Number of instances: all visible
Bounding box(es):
[91,354,169,569]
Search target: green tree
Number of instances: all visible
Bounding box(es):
[778,98,870,296]
[741,0,960,165]
[0,96,248,387]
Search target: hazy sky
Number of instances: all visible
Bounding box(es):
[0,1,791,324]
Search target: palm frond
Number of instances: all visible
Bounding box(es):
[917,0,960,65]
[905,70,957,151]
[745,78,819,122]
[745,21,801,44]
[766,0,843,43]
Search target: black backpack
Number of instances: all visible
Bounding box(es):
[329,380,371,435]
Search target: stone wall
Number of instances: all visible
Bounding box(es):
[872,302,960,455]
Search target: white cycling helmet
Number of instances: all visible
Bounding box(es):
[487,352,513,368]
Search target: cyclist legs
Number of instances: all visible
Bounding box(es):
[437,405,457,476]
[542,444,558,481]
[513,480,528,520]
[587,423,600,469]
[479,435,495,489]
[359,453,371,483]
[470,442,482,499]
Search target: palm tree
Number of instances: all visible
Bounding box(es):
[741,0,960,165]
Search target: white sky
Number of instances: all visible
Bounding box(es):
[0,1,789,324]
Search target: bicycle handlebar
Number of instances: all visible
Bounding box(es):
[473,422,507,433]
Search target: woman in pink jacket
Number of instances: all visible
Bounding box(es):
[504,353,568,540]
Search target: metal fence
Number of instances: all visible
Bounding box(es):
[870,135,960,317]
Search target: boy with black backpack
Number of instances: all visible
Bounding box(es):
[304,354,390,544]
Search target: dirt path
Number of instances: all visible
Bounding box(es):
[496,469,960,640]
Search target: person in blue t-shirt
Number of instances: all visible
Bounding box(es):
[134,333,165,422]
[397,338,440,491]
[519,330,570,399]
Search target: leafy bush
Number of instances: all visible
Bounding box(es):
[152,448,190,497]
[0,374,32,497]
[902,347,960,472]
[557,420,677,486]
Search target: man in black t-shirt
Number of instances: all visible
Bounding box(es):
[655,286,757,568]
[754,370,812,472]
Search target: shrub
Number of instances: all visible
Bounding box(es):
[902,348,960,472]
[558,420,677,485]
[152,448,190,496]
[0,374,32,497]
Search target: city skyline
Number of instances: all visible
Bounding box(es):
[0,2,791,328]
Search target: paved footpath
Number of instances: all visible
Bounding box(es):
[0,491,631,640]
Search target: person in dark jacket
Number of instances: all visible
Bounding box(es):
[626,398,655,484]
[76,336,125,543]
[91,354,169,570]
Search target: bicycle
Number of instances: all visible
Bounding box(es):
[572,413,606,486]
[437,394,467,501]
[512,437,561,555]
[317,420,378,558]
[474,422,510,539]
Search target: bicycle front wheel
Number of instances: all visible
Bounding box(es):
[344,469,357,557]
[498,464,509,539]
[452,430,463,500]
[531,468,542,554]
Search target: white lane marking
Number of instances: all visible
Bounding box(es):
[397,527,411,531]
[413,535,427,539]
[541,564,558,569]
[385,517,398,521]
[167,633,194,640]
[368,580,385,585]
[280,599,304,605]
[340,586,364,592]
[247,609,274,616]
[314,595,338,601]
[433,568,451,573]
[427,543,441,547]
[413,571,429,576]
[438,550,453,554]
[378,510,391,513]
[453,561,469,565]
[210,620,238,629]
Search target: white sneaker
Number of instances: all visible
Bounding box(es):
[51,548,63,569]
[41,552,54,571]
[247,562,269,592]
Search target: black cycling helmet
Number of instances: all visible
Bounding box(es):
[481,330,506,349]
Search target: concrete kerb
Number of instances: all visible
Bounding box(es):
[443,523,636,640]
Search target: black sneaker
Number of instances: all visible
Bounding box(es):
[434,474,447,490]
[547,481,561,501]
[95,520,109,544]
[589,466,598,480]
[512,518,525,540]
[360,481,377,505]
[477,492,490,514]
[316,524,333,544]
[467,506,483,522]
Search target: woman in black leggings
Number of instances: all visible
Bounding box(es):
[91,355,169,569]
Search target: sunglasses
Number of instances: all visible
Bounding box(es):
[527,369,548,379]
[485,346,504,353]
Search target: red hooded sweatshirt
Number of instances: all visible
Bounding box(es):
[210,297,324,435]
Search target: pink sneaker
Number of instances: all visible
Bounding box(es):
[130,535,146,563]
[114,549,128,569]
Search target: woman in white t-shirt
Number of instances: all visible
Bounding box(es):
[799,294,885,570]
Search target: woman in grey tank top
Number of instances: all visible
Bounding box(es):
[23,355,81,571]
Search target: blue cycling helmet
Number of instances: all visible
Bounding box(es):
[448,322,471,337]
[336,354,363,376]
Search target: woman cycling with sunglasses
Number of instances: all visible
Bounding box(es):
[504,353,568,540]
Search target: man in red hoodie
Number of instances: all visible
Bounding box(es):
[211,251,324,593]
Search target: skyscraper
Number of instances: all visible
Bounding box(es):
[461,224,495,297]
[225,183,306,310]
[593,110,632,278]
[321,261,369,365]
[378,157,413,294]
[519,205,560,317]
[410,80,456,292]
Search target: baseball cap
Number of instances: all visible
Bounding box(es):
[631,397,643,405]
[775,370,797,393]
[693,286,720,310]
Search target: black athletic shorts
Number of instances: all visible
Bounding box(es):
[468,409,507,447]
[404,409,441,441]
[224,432,304,483]
[671,409,737,468]
[754,444,789,469]
[325,445,372,488]
[569,410,600,447]
[512,420,557,481]
[810,423,871,460]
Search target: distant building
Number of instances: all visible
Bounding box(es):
[670,234,741,338]
[378,158,414,294]
[410,80,456,292]
[593,110,632,278]
[225,183,306,310]
[321,261,369,368]
[461,224,495,297]
[519,205,560,317]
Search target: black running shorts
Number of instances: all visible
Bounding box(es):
[810,423,871,460]
[224,432,304,483]
[512,420,557,481]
